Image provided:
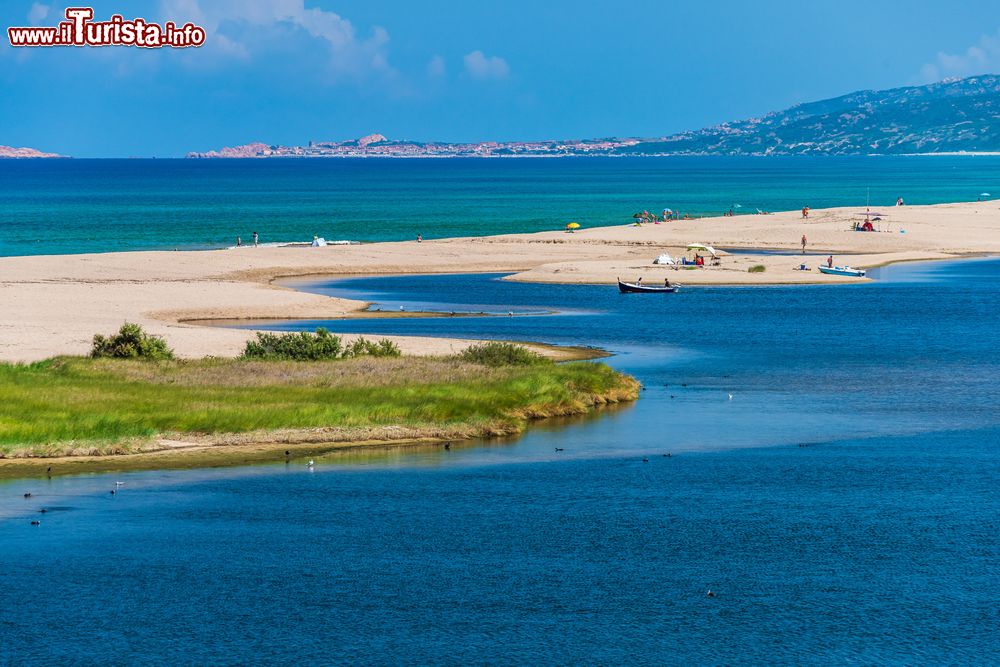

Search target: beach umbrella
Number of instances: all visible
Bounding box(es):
[566,222,580,230]
[686,243,717,257]
[663,208,673,214]
[980,192,991,197]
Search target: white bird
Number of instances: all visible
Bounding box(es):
[306,459,315,468]
[114,481,125,487]
[728,393,733,400]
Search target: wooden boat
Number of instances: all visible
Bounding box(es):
[618,279,678,293]
[818,265,866,277]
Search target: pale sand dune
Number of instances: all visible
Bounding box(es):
[0,200,996,361]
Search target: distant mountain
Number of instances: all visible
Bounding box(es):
[625,74,1000,155]
[188,75,1000,158]
[0,145,63,158]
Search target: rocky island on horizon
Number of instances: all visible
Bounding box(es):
[0,145,64,158]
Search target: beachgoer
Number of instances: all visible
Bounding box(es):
[252,231,259,247]
[896,197,904,206]
[827,255,834,268]
[664,278,671,287]
[801,234,807,254]
[236,236,241,247]
[802,206,809,219]
[636,277,642,286]
[417,233,422,243]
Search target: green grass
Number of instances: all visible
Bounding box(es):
[748,264,767,273]
[0,356,638,456]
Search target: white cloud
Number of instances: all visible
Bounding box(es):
[427,55,445,78]
[463,50,509,80]
[27,3,49,25]
[158,0,393,77]
[921,28,1000,82]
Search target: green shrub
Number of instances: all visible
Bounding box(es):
[241,329,402,361]
[91,323,174,360]
[459,341,547,367]
[748,264,766,273]
[343,337,402,358]
[241,328,344,360]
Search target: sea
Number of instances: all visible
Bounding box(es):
[1,158,999,664]
[1,155,999,256]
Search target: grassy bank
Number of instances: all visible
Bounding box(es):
[0,355,638,462]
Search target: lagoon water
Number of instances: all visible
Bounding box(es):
[2,258,999,664]
[2,155,1000,256]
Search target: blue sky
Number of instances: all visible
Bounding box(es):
[3,0,1000,156]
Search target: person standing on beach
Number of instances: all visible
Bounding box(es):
[236,236,242,247]
[801,234,807,254]
[827,255,834,268]
[252,231,259,247]
[802,206,809,218]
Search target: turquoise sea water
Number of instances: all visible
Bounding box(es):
[2,259,998,664]
[1,156,999,256]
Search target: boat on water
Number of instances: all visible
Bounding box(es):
[618,279,678,293]
[818,265,866,277]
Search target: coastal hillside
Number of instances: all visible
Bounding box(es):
[625,74,1000,155]
[187,75,1000,157]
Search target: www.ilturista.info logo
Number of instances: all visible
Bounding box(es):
[7,7,206,48]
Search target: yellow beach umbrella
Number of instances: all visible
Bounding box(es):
[686,243,717,256]
[566,222,581,229]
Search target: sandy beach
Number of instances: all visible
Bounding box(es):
[1,200,997,361]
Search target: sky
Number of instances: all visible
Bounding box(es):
[3,0,1000,156]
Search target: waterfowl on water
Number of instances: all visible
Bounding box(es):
[23,493,31,498]
[444,442,451,451]
[554,447,564,452]
[30,520,40,526]
[706,590,716,598]
[307,460,315,468]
